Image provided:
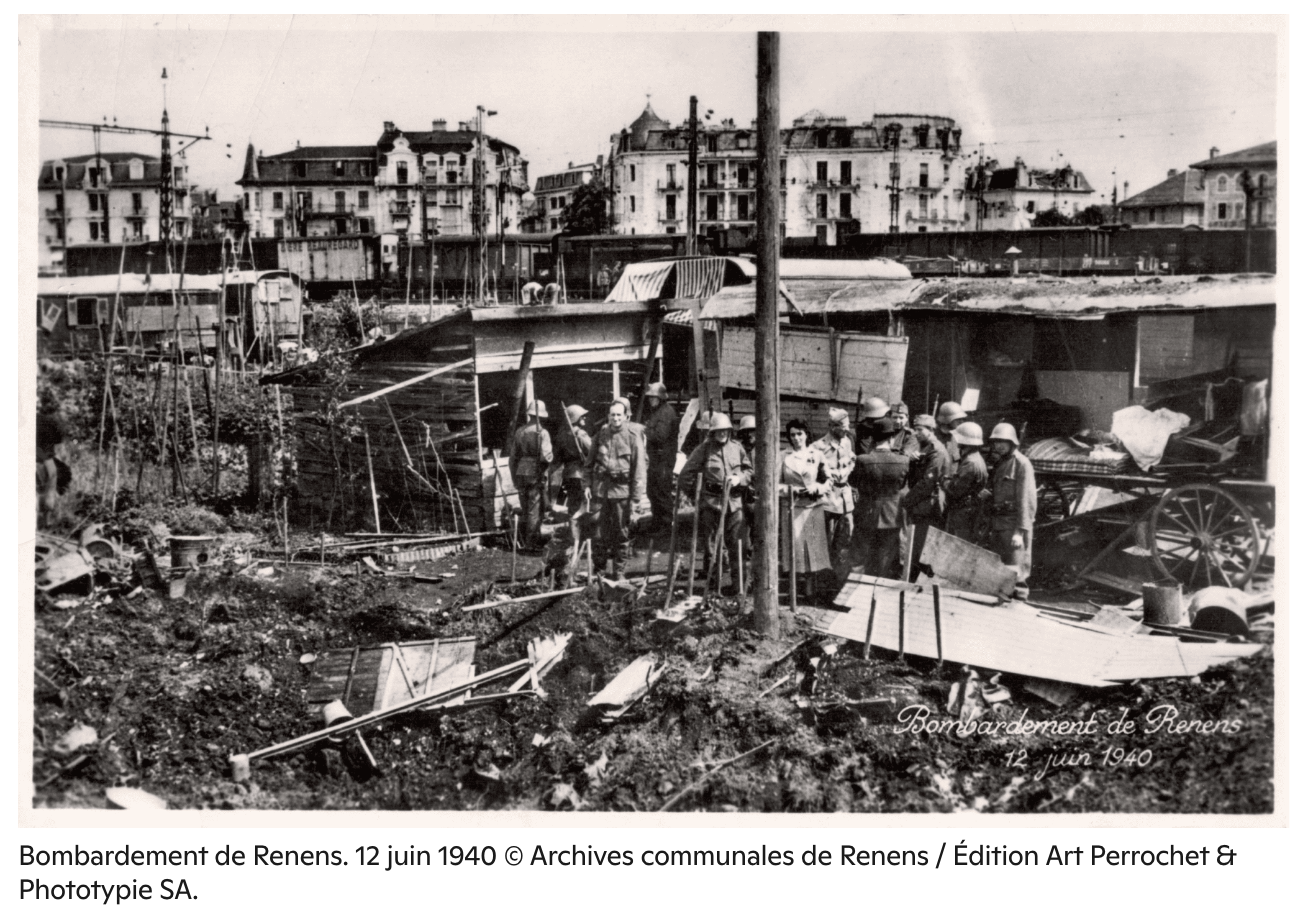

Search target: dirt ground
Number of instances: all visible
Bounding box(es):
[31,530,1275,814]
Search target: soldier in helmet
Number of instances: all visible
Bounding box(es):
[642,382,679,533]
[987,422,1037,596]
[900,413,952,577]
[855,396,891,454]
[587,399,649,580]
[813,406,857,582]
[943,421,988,545]
[510,400,554,548]
[735,414,759,547]
[679,412,753,595]
[848,415,912,578]
[935,401,967,466]
[555,403,592,522]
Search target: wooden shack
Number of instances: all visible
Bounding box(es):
[266,302,661,533]
[37,273,223,356]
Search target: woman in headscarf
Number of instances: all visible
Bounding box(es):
[780,418,834,599]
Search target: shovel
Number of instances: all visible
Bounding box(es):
[510,511,519,584]
[660,478,685,613]
[686,473,704,598]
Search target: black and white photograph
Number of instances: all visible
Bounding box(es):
[23,15,1282,817]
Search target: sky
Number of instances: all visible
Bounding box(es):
[32,15,1280,206]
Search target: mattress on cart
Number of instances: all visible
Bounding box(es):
[1025,437,1135,476]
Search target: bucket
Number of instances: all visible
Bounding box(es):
[322,700,353,728]
[170,535,216,568]
[1187,586,1250,638]
[1142,579,1182,626]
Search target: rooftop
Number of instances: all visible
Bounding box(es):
[1190,141,1277,170]
[1119,169,1204,209]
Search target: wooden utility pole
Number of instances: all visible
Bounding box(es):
[687,96,699,256]
[752,31,781,637]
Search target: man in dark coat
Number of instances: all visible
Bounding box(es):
[847,416,912,579]
[678,413,753,594]
[642,382,679,533]
[900,413,952,577]
[509,401,553,548]
[943,421,988,545]
[586,399,649,580]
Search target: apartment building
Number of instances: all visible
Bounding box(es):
[37,151,191,274]
[965,157,1098,230]
[1190,142,1276,229]
[533,160,599,231]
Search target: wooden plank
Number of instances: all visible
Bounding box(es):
[336,358,475,408]
[475,344,649,374]
[721,326,907,403]
[918,528,1017,597]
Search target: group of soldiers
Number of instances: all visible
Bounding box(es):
[508,385,1037,597]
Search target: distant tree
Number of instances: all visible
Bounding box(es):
[1073,205,1109,226]
[1031,207,1074,227]
[561,178,613,235]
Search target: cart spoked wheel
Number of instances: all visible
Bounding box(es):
[1147,484,1261,588]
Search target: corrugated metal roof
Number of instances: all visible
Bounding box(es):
[699,274,1274,320]
[37,273,225,296]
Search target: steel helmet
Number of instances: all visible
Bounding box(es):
[709,413,733,432]
[936,401,967,425]
[861,396,890,419]
[913,414,937,431]
[527,400,549,419]
[645,382,668,399]
[990,422,1020,445]
[738,415,757,432]
[566,404,588,425]
[951,421,984,446]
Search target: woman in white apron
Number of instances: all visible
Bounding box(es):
[780,419,833,598]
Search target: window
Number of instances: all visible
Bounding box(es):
[445,189,459,205]
[1025,199,1035,214]
[943,195,949,219]
[840,161,852,184]
[86,192,100,211]
[175,167,184,184]
[88,167,101,187]
[129,160,144,180]
[1217,202,1228,220]
[630,196,636,213]
[816,194,828,219]
[336,191,347,212]
[272,192,283,210]
[447,170,458,184]
[54,166,64,182]
[1235,202,1244,219]
[920,163,929,188]
[1149,208,1156,223]
[358,191,368,209]
[558,196,566,208]
[666,195,676,220]
[706,163,719,187]
[296,161,307,178]
[737,195,750,220]
[335,218,349,235]
[943,162,950,184]
[707,135,718,154]
[1257,174,1268,192]
[360,163,372,178]
[706,195,718,221]
[335,160,345,177]
[359,218,371,233]
[1217,175,1228,192]
[666,226,676,234]
[550,197,558,210]
[396,187,408,202]
[273,218,284,238]
[780,159,787,184]
[244,192,250,210]
[630,165,636,182]
[550,218,559,230]
[90,221,101,241]
[74,297,99,326]
[737,134,749,149]
[254,192,261,209]
[54,193,63,211]
[839,193,852,219]
[738,166,749,188]
[816,225,828,245]
[816,161,828,183]
[130,219,143,240]
[396,162,408,184]
[666,164,676,186]
[132,192,143,214]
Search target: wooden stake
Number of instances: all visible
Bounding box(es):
[862,590,877,660]
[898,589,907,661]
[661,478,684,612]
[363,429,382,533]
[687,473,704,597]
[932,583,944,668]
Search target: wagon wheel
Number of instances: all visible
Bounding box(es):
[1147,484,1261,588]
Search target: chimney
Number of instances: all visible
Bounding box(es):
[1168,169,1177,178]
[432,119,447,132]
[459,121,472,132]
[384,121,395,133]
[1209,146,1219,160]
[596,154,604,169]
[568,161,574,169]
[1123,181,1129,200]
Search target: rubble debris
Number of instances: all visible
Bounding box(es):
[588,654,667,721]
[35,548,95,593]
[306,638,479,717]
[461,586,585,612]
[549,783,583,810]
[819,573,1263,686]
[104,787,168,810]
[1023,677,1081,707]
[657,739,776,812]
[242,664,275,693]
[53,723,98,755]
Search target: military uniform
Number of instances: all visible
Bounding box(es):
[812,428,856,580]
[586,423,647,578]
[944,450,988,545]
[679,438,752,590]
[988,449,1037,582]
[900,440,953,574]
[510,421,553,547]
[554,423,591,519]
[643,400,679,531]
[847,446,911,578]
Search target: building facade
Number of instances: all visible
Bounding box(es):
[608,104,970,244]
[533,161,599,232]
[37,152,191,274]
[1189,142,1276,230]
[237,119,530,244]
[1117,169,1205,227]
[965,157,1098,230]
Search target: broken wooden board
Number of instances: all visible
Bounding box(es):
[382,538,480,565]
[1082,570,1147,596]
[305,638,478,718]
[918,527,1016,598]
[588,654,666,721]
[818,573,1262,687]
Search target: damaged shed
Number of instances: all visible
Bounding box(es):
[267,302,662,532]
